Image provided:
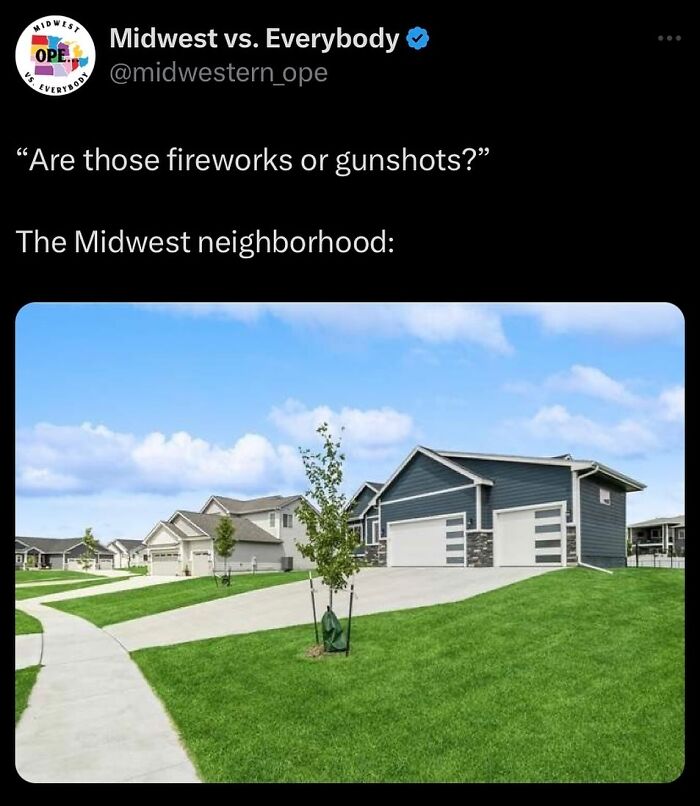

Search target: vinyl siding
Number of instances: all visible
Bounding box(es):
[451,458,572,529]
[580,475,627,568]
[381,487,476,536]
[382,452,470,501]
[348,486,377,519]
[213,540,283,573]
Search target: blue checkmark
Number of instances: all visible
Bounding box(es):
[406,26,429,50]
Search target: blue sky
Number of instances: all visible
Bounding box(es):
[16,302,684,539]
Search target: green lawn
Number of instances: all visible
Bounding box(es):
[15,666,41,724]
[15,569,101,583]
[126,565,148,575]
[48,571,313,627]
[15,610,43,635]
[133,568,684,783]
[15,578,125,600]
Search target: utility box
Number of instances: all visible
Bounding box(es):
[281,556,294,572]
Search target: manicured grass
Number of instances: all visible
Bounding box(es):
[15,610,43,635]
[15,578,124,600]
[15,666,41,724]
[48,571,313,627]
[15,569,101,583]
[126,565,148,575]
[133,569,684,783]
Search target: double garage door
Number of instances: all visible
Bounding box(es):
[66,556,114,571]
[387,503,566,567]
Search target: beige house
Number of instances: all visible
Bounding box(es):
[143,494,315,576]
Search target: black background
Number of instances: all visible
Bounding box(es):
[7,8,691,298]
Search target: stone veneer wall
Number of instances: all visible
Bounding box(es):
[466,532,493,567]
[360,539,387,567]
[566,526,578,565]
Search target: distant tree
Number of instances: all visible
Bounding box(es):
[79,527,99,572]
[26,554,36,568]
[214,516,236,573]
[296,423,360,603]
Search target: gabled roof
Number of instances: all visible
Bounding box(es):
[344,481,385,514]
[15,536,113,554]
[355,446,494,519]
[176,511,282,544]
[143,521,186,545]
[202,494,303,515]
[628,515,684,529]
[108,539,147,553]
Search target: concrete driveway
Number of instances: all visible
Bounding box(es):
[18,573,187,605]
[108,566,555,651]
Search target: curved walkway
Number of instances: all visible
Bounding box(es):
[15,633,42,670]
[15,599,199,783]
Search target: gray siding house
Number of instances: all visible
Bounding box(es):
[347,446,644,570]
[15,537,115,570]
[627,515,685,555]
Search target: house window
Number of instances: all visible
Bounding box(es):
[677,529,685,540]
[599,487,611,506]
[15,554,23,564]
[366,521,379,545]
[650,529,661,539]
[349,523,362,543]
[269,512,276,527]
[282,513,293,528]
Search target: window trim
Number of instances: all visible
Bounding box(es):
[599,487,611,506]
[269,512,276,528]
[282,513,293,528]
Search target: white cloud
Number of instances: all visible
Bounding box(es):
[140,302,513,354]
[515,302,684,339]
[546,364,641,406]
[16,422,304,496]
[269,399,414,457]
[658,386,684,422]
[520,405,659,457]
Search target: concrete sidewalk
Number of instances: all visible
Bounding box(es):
[18,573,186,605]
[108,566,553,652]
[16,575,132,588]
[16,633,42,670]
[15,600,199,783]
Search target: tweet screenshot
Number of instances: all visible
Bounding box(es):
[10,9,687,786]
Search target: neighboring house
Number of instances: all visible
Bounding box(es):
[627,516,685,555]
[345,481,385,562]
[107,539,149,569]
[347,446,645,569]
[15,537,115,571]
[143,494,315,576]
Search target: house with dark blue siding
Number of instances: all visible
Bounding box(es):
[348,447,644,570]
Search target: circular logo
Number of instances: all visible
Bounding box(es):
[16,15,95,95]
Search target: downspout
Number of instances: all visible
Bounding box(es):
[575,464,599,564]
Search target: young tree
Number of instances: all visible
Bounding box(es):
[296,423,360,602]
[80,527,99,572]
[214,516,236,573]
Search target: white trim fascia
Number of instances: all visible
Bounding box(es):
[476,485,482,531]
[436,450,590,469]
[379,483,476,507]
[467,529,493,533]
[144,520,184,546]
[492,500,567,516]
[199,495,225,514]
[15,539,30,549]
[171,512,208,536]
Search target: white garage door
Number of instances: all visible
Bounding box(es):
[151,551,180,575]
[388,514,465,567]
[97,556,113,569]
[191,551,211,577]
[494,504,565,567]
[66,558,88,571]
